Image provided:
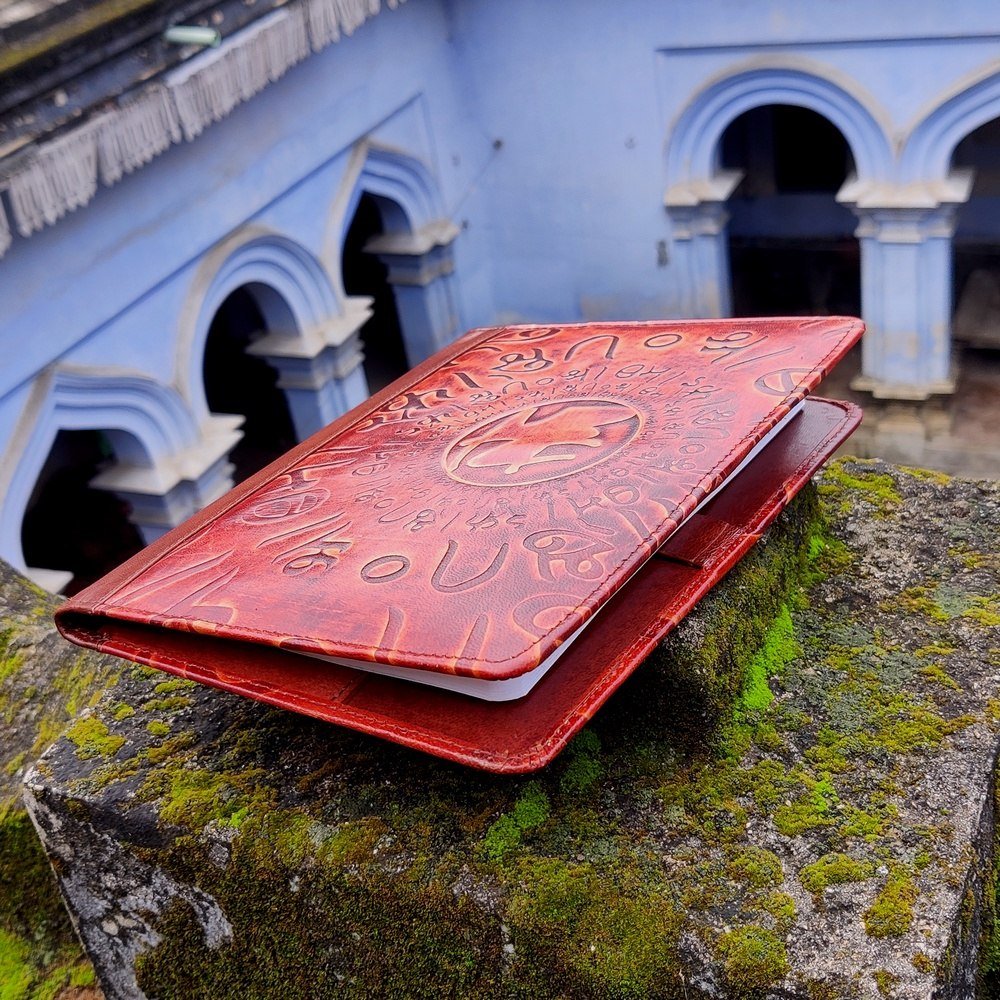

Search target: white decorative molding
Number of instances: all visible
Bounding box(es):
[97,85,182,185]
[168,6,311,141]
[5,120,100,237]
[246,295,373,359]
[0,0,405,255]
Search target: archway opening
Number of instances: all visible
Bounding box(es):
[719,104,860,316]
[21,429,145,595]
[342,192,410,394]
[952,117,1000,352]
[203,285,298,484]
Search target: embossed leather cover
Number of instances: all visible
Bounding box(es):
[56,318,863,770]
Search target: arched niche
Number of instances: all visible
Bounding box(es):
[328,143,462,369]
[0,368,238,587]
[664,60,892,319]
[20,428,147,595]
[181,231,370,442]
[719,104,860,319]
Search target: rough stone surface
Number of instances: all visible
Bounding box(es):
[0,560,114,997]
[22,461,1000,999]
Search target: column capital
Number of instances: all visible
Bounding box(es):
[246,297,373,360]
[365,219,460,287]
[837,171,973,242]
[664,170,742,241]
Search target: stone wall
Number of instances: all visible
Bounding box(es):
[0,561,119,996]
[5,459,1000,998]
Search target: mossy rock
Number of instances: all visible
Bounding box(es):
[0,561,119,997]
[21,461,1000,999]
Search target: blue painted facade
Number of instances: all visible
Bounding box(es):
[3,0,1000,584]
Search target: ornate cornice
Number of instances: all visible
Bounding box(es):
[0,0,403,257]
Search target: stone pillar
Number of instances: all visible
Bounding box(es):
[365,220,461,364]
[837,173,973,400]
[88,415,243,544]
[247,297,373,439]
[664,170,743,318]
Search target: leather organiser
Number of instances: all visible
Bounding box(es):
[56,318,863,772]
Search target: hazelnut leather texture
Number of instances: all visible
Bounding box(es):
[56,318,863,771]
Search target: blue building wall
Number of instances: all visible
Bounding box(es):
[3,0,1000,583]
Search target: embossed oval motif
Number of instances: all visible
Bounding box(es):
[443,399,642,487]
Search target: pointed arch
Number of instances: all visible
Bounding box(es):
[328,140,462,366]
[326,141,444,268]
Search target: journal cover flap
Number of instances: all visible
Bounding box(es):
[58,318,863,681]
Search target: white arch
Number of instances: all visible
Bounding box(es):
[0,367,204,572]
[665,57,895,192]
[901,62,1000,182]
[177,229,340,413]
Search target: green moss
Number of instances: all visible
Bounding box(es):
[873,968,899,996]
[912,952,934,974]
[716,925,789,991]
[737,605,799,717]
[839,805,898,841]
[154,679,197,694]
[0,928,35,1000]
[0,649,23,685]
[111,702,136,721]
[0,814,93,1000]
[773,776,838,837]
[896,586,951,623]
[799,853,875,897]
[755,892,796,934]
[142,695,193,713]
[918,662,960,690]
[818,462,902,518]
[567,891,683,998]
[3,752,26,778]
[915,643,956,658]
[144,731,198,765]
[508,857,598,927]
[64,715,124,760]
[728,847,784,889]
[481,782,551,862]
[963,596,1000,628]
[559,730,604,795]
[146,720,171,737]
[864,866,918,937]
[141,766,274,830]
[899,466,952,486]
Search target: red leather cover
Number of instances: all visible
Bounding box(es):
[56,318,863,770]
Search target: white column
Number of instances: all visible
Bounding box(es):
[838,173,973,400]
[664,171,743,318]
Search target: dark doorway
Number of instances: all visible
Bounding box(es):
[21,429,145,595]
[952,117,1000,350]
[720,105,861,317]
[204,286,298,484]
[342,193,410,394]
